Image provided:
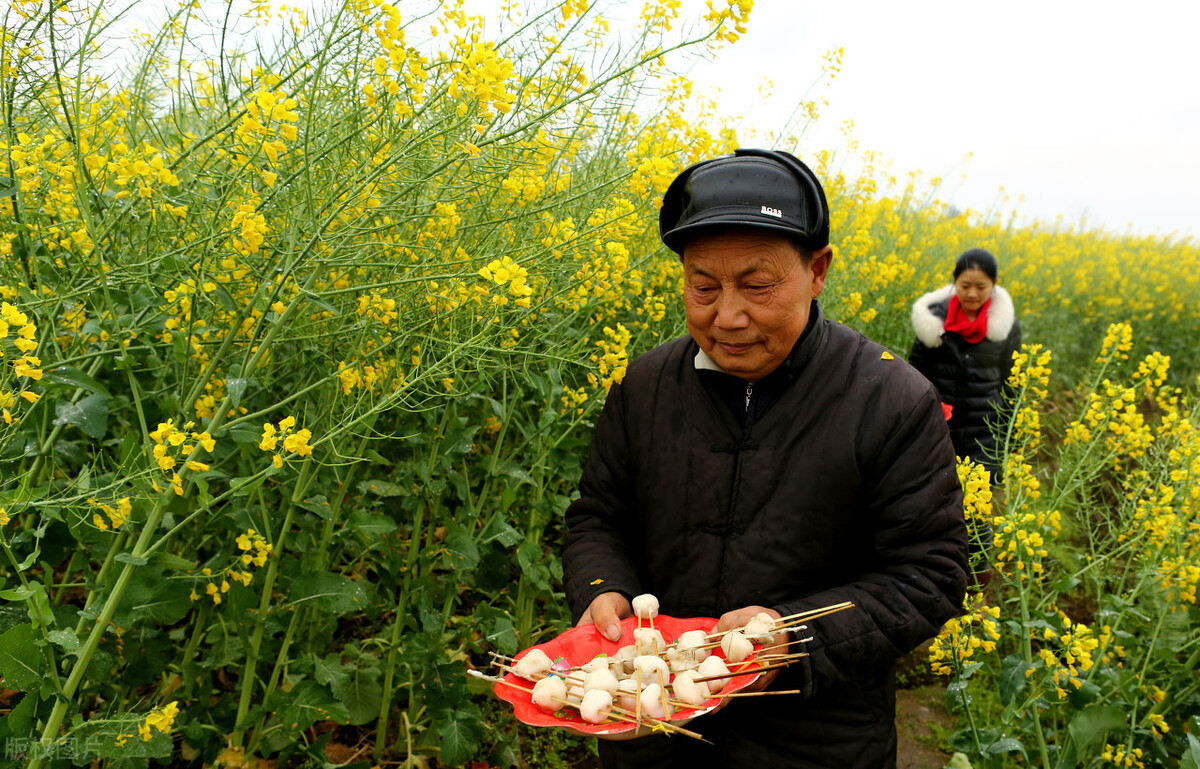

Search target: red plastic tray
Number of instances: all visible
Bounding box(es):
[494,615,763,738]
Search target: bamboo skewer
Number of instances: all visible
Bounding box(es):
[693,660,794,684]
[710,689,803,698]
[776,601,855,623]
[634,667,642,726]
[656,668,670,719]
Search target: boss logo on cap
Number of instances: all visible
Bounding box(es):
[760,205,783,218]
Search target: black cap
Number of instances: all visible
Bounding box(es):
[658,148,830,255]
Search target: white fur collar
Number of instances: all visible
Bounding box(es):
[911,284,1014,347]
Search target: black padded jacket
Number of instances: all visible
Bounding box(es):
[563,301,968,769]
[908,285,1022,479]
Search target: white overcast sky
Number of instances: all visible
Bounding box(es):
[104,0,1198,239]
[679,0,1200,239]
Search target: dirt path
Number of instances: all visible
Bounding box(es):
[896,685,956,769]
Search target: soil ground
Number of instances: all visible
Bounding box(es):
[896,685,957,769]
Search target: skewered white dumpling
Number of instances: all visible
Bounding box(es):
[671,669,710,706]
[615,678,639,711]
[631,593,660,620]
[579,689,615,723]
[512,648,554,680]
[697,655,731,694]
[720,629,754,663]
[638,683,672,719]
[583,667,620,694]
[632,654,670,682]
[562,671,586,706]
[743,613,778,644]
[613,644,638,675]
[674,630,711,662]
[666,646,700,674]
[531,676,567,710]
[633,627,665,655]
[581,654,611,674]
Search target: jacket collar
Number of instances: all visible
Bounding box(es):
[693,300,827,378]
[911,285,1014,348]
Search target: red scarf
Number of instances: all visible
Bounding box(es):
[944,296,989,344]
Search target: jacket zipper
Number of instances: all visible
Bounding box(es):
[745,382,753,414]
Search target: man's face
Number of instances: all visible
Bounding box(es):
[682,231,832,382]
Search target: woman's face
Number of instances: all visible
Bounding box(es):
[954,267,995,316]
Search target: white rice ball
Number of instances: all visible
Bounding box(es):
[579,689,614,723]
[512,648,554,681]
[697,655,731,694]
[671,670,710,706]
[638,683,672,720]
[531,676,567,710]
[631,593,660,620]
[720,630,754,663]
[583,667,620,694]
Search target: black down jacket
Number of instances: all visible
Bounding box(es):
[563,302,968,769]
[908,285,1021,479]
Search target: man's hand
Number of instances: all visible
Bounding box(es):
[577,591,632,642]
[714,605,784,693]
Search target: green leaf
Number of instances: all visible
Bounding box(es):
[493,458,535,486]
[230,474,267,497]
[1067,705,1125,754]
[127,579,193,625]
[0,623,43,690]
[1067,678,1102,709]
[150,552,197,572]
[301,291,340,315]
[441,425,479,458]
[0,586,33,601]
[983,736,1024,757]
[437,708,482,767]
[52,393,110,439]
[16,544,40,570]
[487,617,519,656]
[312,653,350,691]
[212,284,238,312]
[444,522,480,571]
[998,654,1030,706]
[333,664,382,725]
[25,582,54,630]
[226,377,249,408]
[298,494,334,519]
[114,553,149,566]
[947,727,998,753]
[48,628,81,655]
[287,572,368,614]
[229,424,263,445]
[517,540,550,590]
[2,690,41,739]
[945,677,973,712]
[357,479,407,497]
[1180,733,1200,769]
[46,366,111,397]
[480,517,522,548]
[346,509,395,538]
[268,679,350,733]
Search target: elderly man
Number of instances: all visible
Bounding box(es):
[562,149,968,768]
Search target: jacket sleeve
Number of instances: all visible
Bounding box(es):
[906,340,938,394]
[561,380,644,623]
[771,384,968,697]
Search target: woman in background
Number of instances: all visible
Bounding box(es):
[909,248,1022,482]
